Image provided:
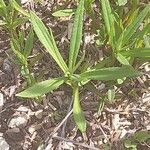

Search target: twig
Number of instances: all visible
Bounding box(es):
[57,98,73,150]
[53,135,99,150]
[44,108,73,149]
[98,124,110,145]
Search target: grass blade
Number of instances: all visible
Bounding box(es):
[80,66,141,81]
[16,77,64,98]
[73,86,86,132]
[30,11,68,73]
[68,0,84,71]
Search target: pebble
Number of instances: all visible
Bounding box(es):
[8,114,28,128]
[35,110,43,119]
[0,133,9,150]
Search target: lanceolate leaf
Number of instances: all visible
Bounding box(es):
[116,53,130,65]
[16,77,65,98]
[100,0,115,45]
[68,0,84,71]
[10,39,27,65]
[100,0,114,34]
[52,9,75,17]
[24,28,34,58]
[122,3,150,45]
[30,11,68,73]
[108,86,115,103]
[120,48,150,58]
[80,66,141,81]
[12,0,30,17]
[73,86,86,132]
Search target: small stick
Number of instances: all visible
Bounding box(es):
[44,109,73,148]
[53,135,99,150]
[57,98,73,150]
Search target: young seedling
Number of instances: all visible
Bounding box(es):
[10,28,36,86]
[0,0,29,38]
[16,0,141,133]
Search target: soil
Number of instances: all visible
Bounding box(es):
[0,1,150,150]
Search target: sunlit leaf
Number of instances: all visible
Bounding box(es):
[107,86,115,103]
[68,0,84,71]
[12,0,30,17]
[100,0,115,46]
[116,53,130,65]
[30,11,68,73]
[16,77,65,98]
[52,9,75,17]
[80,66,141,81]
[73,86,86,132]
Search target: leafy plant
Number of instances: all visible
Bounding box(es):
[10,28,36,86]
[0,0,36,86]
[0,0,29,37]
[16,0,141,133]
[124,130,150,150]
[94,0,150,104]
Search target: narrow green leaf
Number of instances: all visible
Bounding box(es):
[117,0,127,6]
[73,86,86,132]
[10,39,27,65]
[18,31,25,46]
[24,28,34,58]
[68,0,84,71]
[52,9,75,17]
[122,3,150,45]
[97,96,105,116]
[30,11,68,73]
[100,0,115,45]
[120,48,150,58]
[107,86,115,103]
[16,77,64,98]
[12,0,30,17]
[0,0,7,17]
[100,0,113,34]
[80,66,142,81]
[116,53,130,65]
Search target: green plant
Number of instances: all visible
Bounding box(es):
[93,0,150,105]
[124,130,150,150]
[10,28,36,86]
[0,0,29,37]
[0,0,37,86]
[16,0,141,133]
